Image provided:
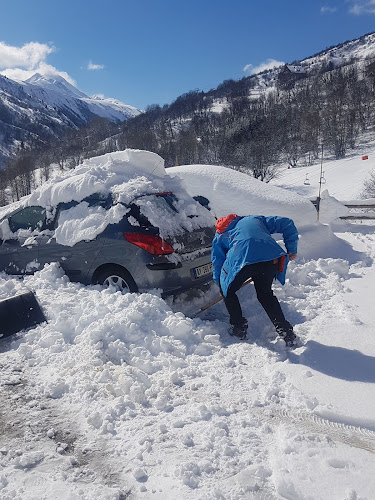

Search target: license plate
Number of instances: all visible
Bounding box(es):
[192,262,212,279]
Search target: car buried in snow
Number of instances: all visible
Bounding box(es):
[0,150,216,296]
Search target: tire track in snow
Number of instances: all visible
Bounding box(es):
[255,405,375,453]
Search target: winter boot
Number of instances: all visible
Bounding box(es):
[275,322,297,347]
[283,331,297,347]
[229,320,248,340]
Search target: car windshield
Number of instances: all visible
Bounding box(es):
[8,206,46,233]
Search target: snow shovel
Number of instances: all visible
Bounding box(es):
[191,278,253,317]
[0,291,47,339]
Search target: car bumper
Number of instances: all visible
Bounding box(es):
[137,252,213,296]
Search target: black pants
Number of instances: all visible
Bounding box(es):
[223,261,292,334]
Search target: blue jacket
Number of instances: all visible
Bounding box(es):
[211,215,298,297]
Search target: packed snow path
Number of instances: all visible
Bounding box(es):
[1,224,375,500]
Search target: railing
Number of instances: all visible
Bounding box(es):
[340,204,375,220]
[311,199,375,220]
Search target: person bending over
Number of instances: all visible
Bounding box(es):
[211,214,298,346]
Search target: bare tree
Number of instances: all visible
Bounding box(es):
[362,169,375,198]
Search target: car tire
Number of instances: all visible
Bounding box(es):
[95,266,138,293]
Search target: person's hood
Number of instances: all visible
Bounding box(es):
[215,214,240,233]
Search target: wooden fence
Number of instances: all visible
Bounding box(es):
[340,204,375,220]
[312,199,375,220]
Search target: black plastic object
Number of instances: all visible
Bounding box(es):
[0,291,47,339]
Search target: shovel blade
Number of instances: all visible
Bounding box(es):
[0,292,47,339]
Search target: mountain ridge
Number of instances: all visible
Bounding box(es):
[0,72,141,167]
[2,30,375,171]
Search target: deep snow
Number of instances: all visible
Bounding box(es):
[1,150,375,500]
[0,150,215,248]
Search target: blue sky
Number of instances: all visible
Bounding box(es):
[0,0,375,110]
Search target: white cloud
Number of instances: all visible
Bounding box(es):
[244,58,284,75]
[0,41,54,69]
[348,0,375,14]
[88,61,104,71]
[0,41,76,84]
[321,6,338,13]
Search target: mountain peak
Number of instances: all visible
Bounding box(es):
[25,72,88,99]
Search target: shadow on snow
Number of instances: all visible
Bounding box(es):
[291,340,375,383]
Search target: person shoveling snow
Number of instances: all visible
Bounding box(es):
[211,214,298,345]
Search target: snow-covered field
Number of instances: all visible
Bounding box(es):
[1,150,375,500]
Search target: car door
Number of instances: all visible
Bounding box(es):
[0,206,47,275]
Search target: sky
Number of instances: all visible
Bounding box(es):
[0,1,375,110]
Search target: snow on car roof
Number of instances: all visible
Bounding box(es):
[27,149,167,208]
[15,150,216,246]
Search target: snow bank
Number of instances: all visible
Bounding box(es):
[1,263,222,412]
[168,164,317,228]
[319,189,349,223]
[1,235,375,498]
[168,165,366,260]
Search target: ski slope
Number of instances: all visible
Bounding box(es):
[270,146,375,202]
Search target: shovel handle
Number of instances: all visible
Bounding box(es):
[194,278,253,315]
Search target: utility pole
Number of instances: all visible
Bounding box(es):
[316,143,324,222]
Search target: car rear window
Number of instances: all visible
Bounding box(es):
[127,192,180,229]
[126,203,152,228]
[155,192,178,213]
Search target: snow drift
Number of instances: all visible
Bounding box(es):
[168,164,317,228]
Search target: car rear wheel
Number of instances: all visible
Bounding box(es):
[96,266,138,293]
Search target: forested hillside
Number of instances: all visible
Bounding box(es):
[2,31,375,205]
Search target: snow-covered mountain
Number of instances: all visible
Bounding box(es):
[251,31,375,92]
[22,73,141,122]
[0,73,141,167]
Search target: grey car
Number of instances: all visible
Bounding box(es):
[0,191,215,296]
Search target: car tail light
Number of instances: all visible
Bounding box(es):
[123,233,174,255]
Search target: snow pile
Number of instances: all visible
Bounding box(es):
[0,218,13,241]
[1,227,375,498]
[27,149,167,208]
[168,164,317,228]
[319,189,349,223]
[54,202,129,247]
[167,163,362,262]
[1,263,221,405]
[19,150,215,246]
